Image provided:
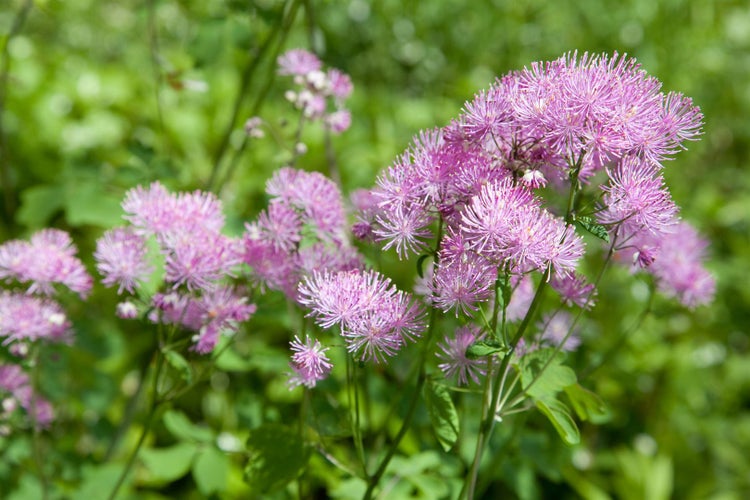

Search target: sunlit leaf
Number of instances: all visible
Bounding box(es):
[574,216,610,243]
[535,398,580,445]
[139,442,198,484]
[520,348,577,400]
[564,383,610,422]
[162,409,213,443]
[192,446,229,495]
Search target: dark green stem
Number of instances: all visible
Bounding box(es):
[363,218,444,499]
[206,0,300,191]
[30,344,49,500]
[463,267,550,499]
[107,349,166,500]
[0,0,33,223]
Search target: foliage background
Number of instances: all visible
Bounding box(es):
[1,0,749,498]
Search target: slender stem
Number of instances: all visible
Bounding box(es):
[206,0,300,191]
[517,232,618,401]
[461,356,495,500]
[362,346,429,500]
[297,388,310,500]
[323,127,342,188]
[463,266,550,499]
[363,217,444,499]
[104,353,153,461]
[580,281,654,380]
[108,349,166,500]
[0,0,33,222]
[29,344,49,500]
[346,356,367,476]
[213,1,301,192]
[315,443,360,477]
[147,0,166,141]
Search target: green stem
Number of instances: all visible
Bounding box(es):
[513,231,618,404]
[206,0,300,191]
[30,344,49,500]
[346,356,367,477]
[107,349,166,500]
[323,126,342,188]
[580,280,654,380]
[297,388,310,500]
[363,217,444,499]
[0,0,33,223]
[104,353,153,461]
[147,0,166,147]
[463,266,550,499]
[362,348,429,500]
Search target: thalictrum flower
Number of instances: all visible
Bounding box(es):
[288,335,333,389]
[436,326,487,385]
[95,227,153,294]
[298,269,425,361]
[0,229,92,298]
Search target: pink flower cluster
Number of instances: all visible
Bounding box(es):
[287,335,333,389]
[0,229,91,349]
[0,364,55,435]
[95,182,255,353]
[0,228,90,429]
[360,52,713,321]
[298,269,425,363]
[0,364,54,431]
[277,48,353,134]
[243,167,362,299]
[355,52,714,384]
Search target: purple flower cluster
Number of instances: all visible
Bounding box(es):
[436,325,486,386]
[243,167,362,299]
[95,182,255,353]
[360,51,713,322]
[0,229,91,349]
[298,269,425,363]
[0,228,89,430]
[350,52,715,386]
[287,335,333,389]
[647,222,716,308]
[278,48,353,134]
[0,364,54,431]
[0,229,92,298]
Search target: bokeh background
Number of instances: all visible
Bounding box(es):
[1,0,749,498]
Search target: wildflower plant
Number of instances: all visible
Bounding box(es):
[0,44,717,500]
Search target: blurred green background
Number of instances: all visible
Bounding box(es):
[1,0,749,498]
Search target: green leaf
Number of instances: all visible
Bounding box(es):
[535,398,580,445]
[139,442,198,484]
[520,348,577,400]
[574,216,610,243]
[64,181,124,227]
[466,340,508,359]
[16,184,64,228]
[163,349,193,384]
[76,464,127,499]
[564,383,610,422]
[192,446,229,495]
[7,474,43,500]
[244,423,311,493]
[162,409,214,443]
[423,381,459,451]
